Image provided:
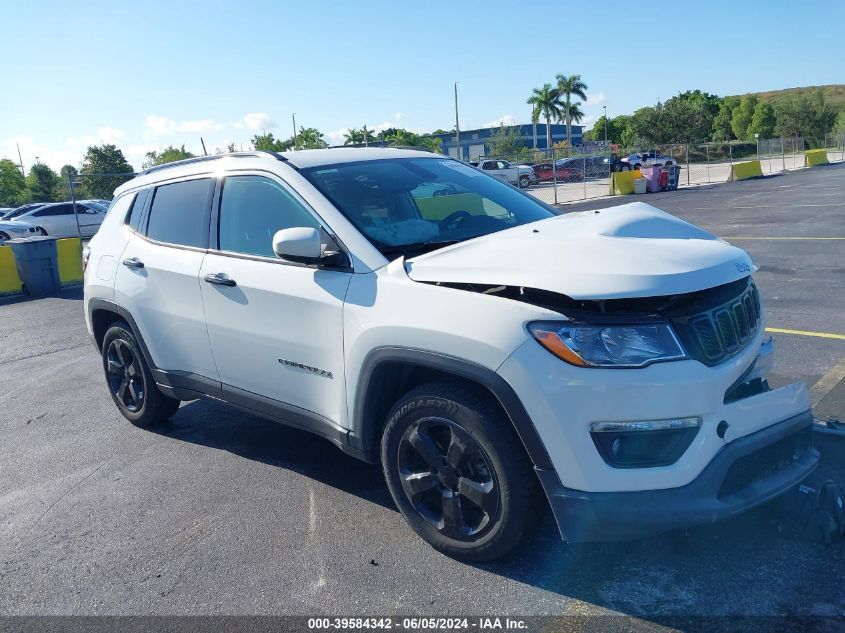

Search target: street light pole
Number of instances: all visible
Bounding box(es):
[454,82,461,161]
[68,175,82,240]
[292,113,297,150]
[603,105,608,143]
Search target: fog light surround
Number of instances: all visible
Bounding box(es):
[589,417,702,469]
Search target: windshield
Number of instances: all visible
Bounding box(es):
[3,205,41,219]
[301,157,557,256]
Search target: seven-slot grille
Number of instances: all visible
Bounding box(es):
[675,282,762,366]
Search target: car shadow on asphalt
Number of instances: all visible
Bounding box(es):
[475,434,845,618]
[150,398,395,510]
[150,397,844,617]
[0,285,82,307]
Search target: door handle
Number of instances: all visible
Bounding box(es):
[122,257,144,269]
[204,272,236,287]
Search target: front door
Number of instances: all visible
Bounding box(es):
[198,173,351,428]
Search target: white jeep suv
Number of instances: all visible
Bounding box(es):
[84,149,817,561]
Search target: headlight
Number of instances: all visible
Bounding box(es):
[528,321,687,368]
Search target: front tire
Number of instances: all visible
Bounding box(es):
[518,175,530,188]
[101,322,180,427]
[37,227,47,236]
[381,382,543,561]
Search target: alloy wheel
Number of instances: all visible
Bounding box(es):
[106,339,144,413]
[397,417,500,540]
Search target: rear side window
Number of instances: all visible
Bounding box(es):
[218,175,319,258]
[146,178,212,248]
[108,193,136,227]
[126,189,150,232]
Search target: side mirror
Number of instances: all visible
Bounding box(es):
[272,227,323,264]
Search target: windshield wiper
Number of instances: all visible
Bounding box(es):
[380,240,460,257]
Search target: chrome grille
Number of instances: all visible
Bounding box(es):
[673,281,762,366]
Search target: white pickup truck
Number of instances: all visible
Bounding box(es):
[472,159,538,188]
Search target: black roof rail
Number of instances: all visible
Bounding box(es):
[138,151,289,176]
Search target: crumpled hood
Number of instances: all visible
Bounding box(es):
[406,202,756,300]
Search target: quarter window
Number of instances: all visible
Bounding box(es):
[218,175,319,258]
[126,189,150,232]
[146,178,212,248]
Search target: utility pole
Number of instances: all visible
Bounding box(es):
[454,82,461,161]
[200,137,208,156]
[292,113,297,150]
[603,105,608,143]
[16,143,25,176]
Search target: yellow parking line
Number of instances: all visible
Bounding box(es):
[766,327,845,340]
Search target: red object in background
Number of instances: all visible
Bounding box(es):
[659,170,669,190]
[531,163,581,183]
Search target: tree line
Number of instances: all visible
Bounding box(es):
[585,88,841,149]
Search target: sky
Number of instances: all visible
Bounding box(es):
[2,0,843,172]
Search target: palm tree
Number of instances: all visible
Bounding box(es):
[526,84,563,150]
[343,128,362,145]
[556,74,588,147]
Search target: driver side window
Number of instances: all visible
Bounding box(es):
[218,175,320,258]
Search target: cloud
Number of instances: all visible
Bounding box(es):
[2,135,82,172]
[66,127,126,147]
[586,92,607,106]
[241,112,278,131]
[483,114,518,127]
[395,112,405,121]
[145,115,221,136]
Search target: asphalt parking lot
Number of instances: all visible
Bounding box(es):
[1,164,844,625]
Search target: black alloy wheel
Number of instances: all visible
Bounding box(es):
[106,339,145,413]
[101,321,181,426]
[397,416,499,540]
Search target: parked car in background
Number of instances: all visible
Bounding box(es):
[475,159,538,188]
[620,151,674,169]
[0,208,13,216]
[2,202,49,219]
[7,201,107,238]
[0,218,42,242]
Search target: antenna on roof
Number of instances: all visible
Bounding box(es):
[200,137,208,156]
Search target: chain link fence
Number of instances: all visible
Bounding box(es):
[481,135,840,206]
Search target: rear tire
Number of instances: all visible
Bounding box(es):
[518,175,530,188]
[0,232,8,242]
[381,382,543,562]
[101,321,180,427]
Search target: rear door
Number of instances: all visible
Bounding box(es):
[113,176,220,390]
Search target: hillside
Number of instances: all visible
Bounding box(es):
[731,84,845,112]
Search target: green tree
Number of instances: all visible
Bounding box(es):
[252,132,289,152]
[674,90,721,119]
[774,90,838,147]
[485,126,524,157]
[526,83,563,149]
[589,115,625,144]
[0,158,27,207]
[555,74,588,147]
[293,127,328,150]
[26,163,59,203]
[143,144,195,168]
[54,164,80,200]
[712,97,739,141]
[383,128,420,147]
[80,145,134,199]
[731,95,758,141]
[662,97,714,142]
[343,127,376,145]
[417,136,443,153]
[748,102,776,139]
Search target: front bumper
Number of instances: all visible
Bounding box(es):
[539,409,817,541]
